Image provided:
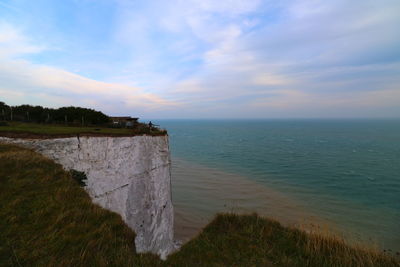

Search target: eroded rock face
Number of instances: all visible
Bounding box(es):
[0,136,175,259]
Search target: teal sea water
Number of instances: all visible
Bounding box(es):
[157,119,400,251]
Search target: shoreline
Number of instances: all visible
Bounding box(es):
[171,156,400,253]
[171,157,334,243]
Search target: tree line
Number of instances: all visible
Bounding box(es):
[0,101,110,125]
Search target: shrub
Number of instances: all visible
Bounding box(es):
[69,169,88,186]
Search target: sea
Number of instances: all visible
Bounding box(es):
[156,119,400,252]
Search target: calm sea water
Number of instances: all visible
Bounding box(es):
[157,119,400,251]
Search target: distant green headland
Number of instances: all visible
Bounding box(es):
[0,101,166,137]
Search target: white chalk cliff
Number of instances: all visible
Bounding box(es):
[0,135,175,259]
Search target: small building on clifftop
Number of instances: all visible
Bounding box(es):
[110,116,139,128]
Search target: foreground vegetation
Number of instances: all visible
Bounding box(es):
[0,122,166,137]
[1,144,398,266]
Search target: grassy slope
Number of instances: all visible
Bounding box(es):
[0,144,159,266]
[168,214,399,266]
[0,122,166,137]
[0,143,398,267]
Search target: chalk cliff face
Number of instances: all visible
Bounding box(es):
[0,136,175,259]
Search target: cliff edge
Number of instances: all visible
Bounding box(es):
[0,135,175,259]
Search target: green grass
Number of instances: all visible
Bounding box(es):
[0,143,160,266]
[0,122,166,137]
[167,214,399,266]
[1,143,398,266]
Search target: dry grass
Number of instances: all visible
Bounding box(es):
[167,213,399,266]
[1,143,398,266]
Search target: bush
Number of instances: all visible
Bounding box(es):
[69,169,88,186]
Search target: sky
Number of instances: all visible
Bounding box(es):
[0,0,399,118]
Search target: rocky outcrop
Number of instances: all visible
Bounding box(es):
[0,135,175,259]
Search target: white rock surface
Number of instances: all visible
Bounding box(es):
[0,135,175,259]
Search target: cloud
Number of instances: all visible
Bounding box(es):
[0,57,179,112]
[1,0,399,118]
[0,23,178,116]
[0,22,44,58]
[253,73,291,86]
[158,0,400,117]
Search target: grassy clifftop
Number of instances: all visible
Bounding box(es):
[0,143,398,266]
[0,122,166,138]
